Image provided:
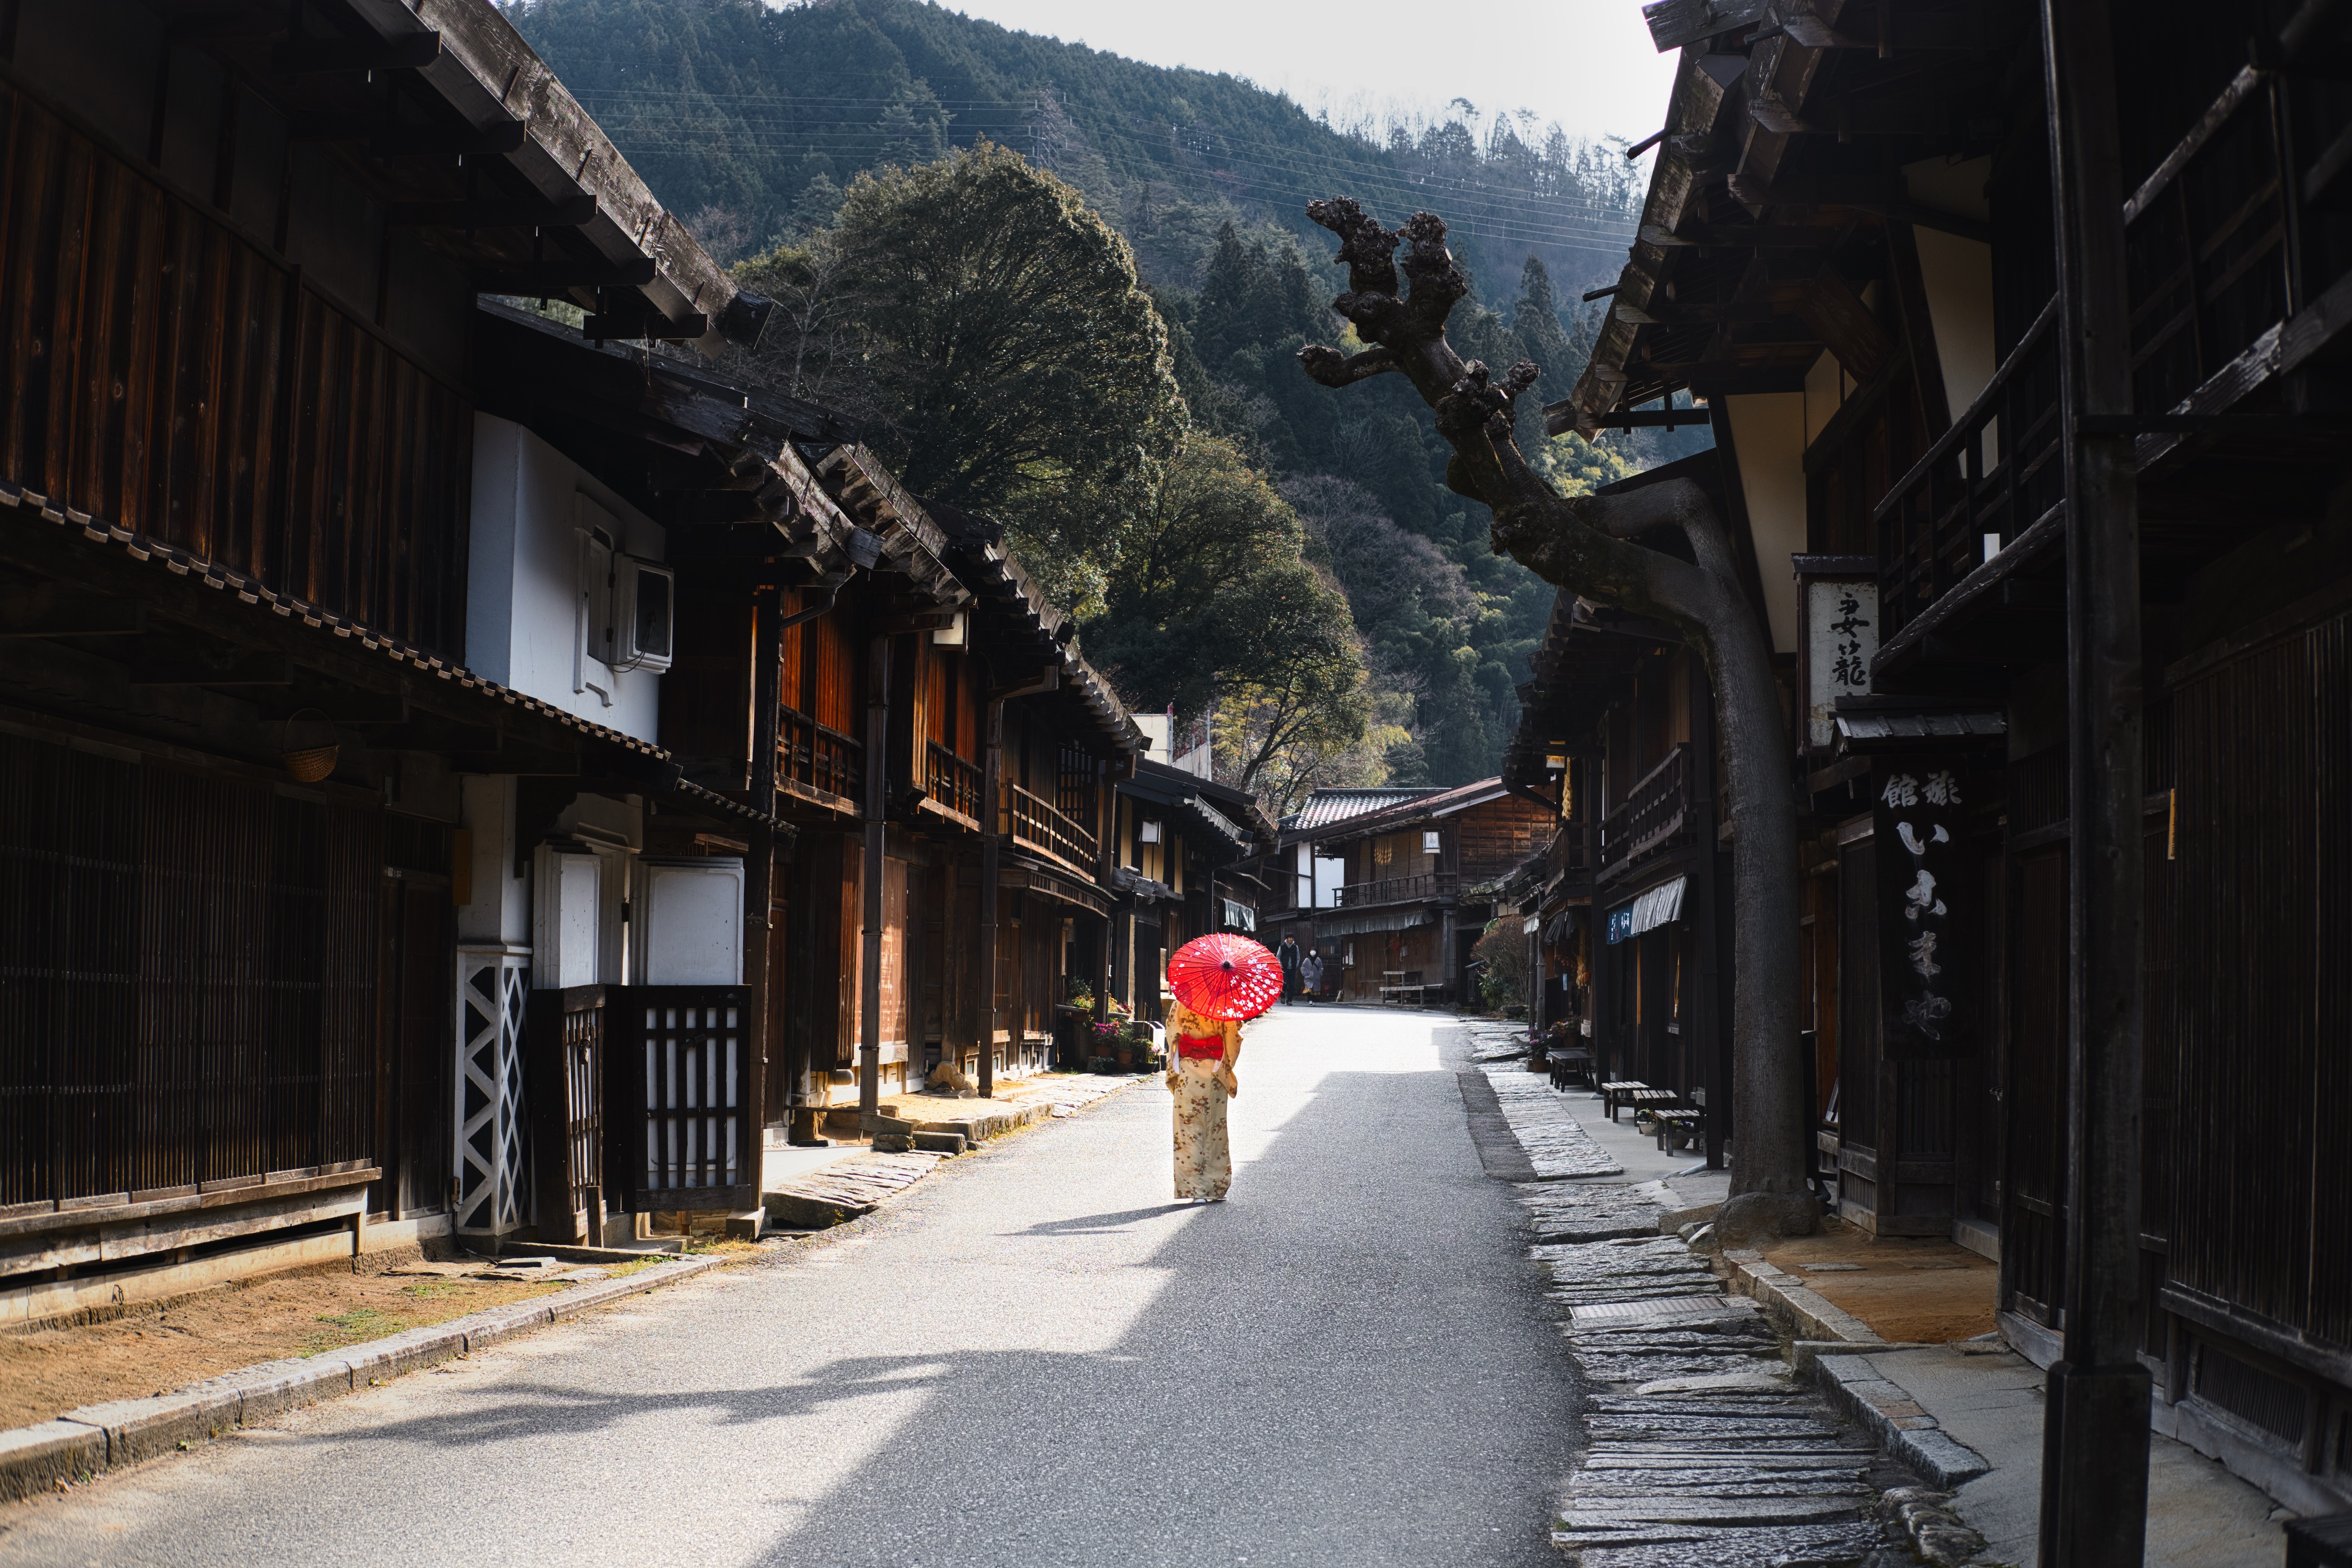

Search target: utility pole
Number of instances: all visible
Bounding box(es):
[2041,0,2151,1560]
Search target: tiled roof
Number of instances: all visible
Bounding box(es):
[1283,787,1446,831]
[1303,778,1510,843]
[2,476,672,760]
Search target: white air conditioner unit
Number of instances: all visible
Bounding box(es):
[610,555,675,671]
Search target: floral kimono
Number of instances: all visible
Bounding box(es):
[1164,998,1243,1201]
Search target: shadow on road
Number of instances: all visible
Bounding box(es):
[728,1048,1573,1567]
[1012,1203,1196,1234]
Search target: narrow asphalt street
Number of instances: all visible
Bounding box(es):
[0,1006,1578,1568]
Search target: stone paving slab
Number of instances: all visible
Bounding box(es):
[763,1151,949,1229]
[1558,1522,1889,1567]
[1515,1181,1668,1243]
[1477,1062,1623,1178]
[1459,1055,1924,1564]
[1568,1294,1757,1328]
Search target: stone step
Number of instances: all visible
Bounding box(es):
[1559,1494,1866,1527]
[1556,1521,1889,1567]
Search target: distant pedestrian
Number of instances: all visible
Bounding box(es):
[1165,996,1242,1202]
[1300,949,1324,1000]
[1275,934,1302,1002]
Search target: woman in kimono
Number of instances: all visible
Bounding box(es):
[1164,996,1243,1202]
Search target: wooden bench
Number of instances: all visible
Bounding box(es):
[1650,1108,1702,1152]
[1377,969,1426,1006]
[1626,1087,1679,1119]
[1600,1080,1648,1121]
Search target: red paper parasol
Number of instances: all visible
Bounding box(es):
[1166,933,1284,1021]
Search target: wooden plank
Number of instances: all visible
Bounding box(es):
[1795,265,1894,382]
[1642,0,1770,52]
[2123,65,2266,225]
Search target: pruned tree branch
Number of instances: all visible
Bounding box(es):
[1297,343,1402,387]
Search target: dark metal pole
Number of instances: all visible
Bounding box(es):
[2041,0,2151,1559]
[858,634,890,1127]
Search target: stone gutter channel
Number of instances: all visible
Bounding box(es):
[1458,1025,1995,1568]
[0,1071,1147,1504]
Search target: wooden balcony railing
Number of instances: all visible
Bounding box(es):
[1875,299,2064,642]
[925,741,984,826]
[2120,64,2294,424]
[1545,822,1591,881]
[778,706,861,805]
[1598,745,1690,877]
[1007,781,1096,873]
[1337,871,1459,908]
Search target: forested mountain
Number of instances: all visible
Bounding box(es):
[505,0,1710,788]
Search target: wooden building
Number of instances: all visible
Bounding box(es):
[0,0,1141,1318]
[1107,759,1274,1021]
[1541,0,2352,1519]
[1505,457,1748,1163]
[0,0,771,1302]
[1250,781,1550,1007]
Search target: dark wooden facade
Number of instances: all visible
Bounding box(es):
[0,0,768,1299]
[1550,0,2352,1524]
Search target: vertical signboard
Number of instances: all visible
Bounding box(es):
[1875,760,1973,1058]
[1804,579,1879,748]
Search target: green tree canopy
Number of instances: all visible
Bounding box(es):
[734,141,1184,611]
[1077,437,1370,810]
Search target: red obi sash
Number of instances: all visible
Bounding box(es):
[1175,1033,1226,1062]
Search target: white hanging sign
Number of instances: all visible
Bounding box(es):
[1804,579,1878,747]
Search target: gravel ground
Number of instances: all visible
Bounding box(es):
[0,1005,1578,1568]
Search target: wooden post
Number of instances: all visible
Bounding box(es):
[979,692,1004,1101]
[1688,660,1728,1168]
[859,634,890,1127]
[2040,0,2152,1559]
[746,588,781,1148]
[1094,758,1114,1049]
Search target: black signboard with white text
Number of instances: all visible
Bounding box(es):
[1873,760,1975,1059]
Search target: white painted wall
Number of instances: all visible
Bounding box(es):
[1723,392,1809,654]
[456,775,530,947]
[467,414,665,744]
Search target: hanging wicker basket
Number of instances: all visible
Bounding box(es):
[278,709,339,783]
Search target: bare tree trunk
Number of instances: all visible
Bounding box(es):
[1297,201,1812,1235]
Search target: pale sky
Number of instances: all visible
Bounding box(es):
[936,0,1680,147]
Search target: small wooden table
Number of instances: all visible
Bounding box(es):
[1548,1047,1595,1091]
[1600,1080,1648,1121]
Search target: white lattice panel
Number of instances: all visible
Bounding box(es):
[456,946,530,1235]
